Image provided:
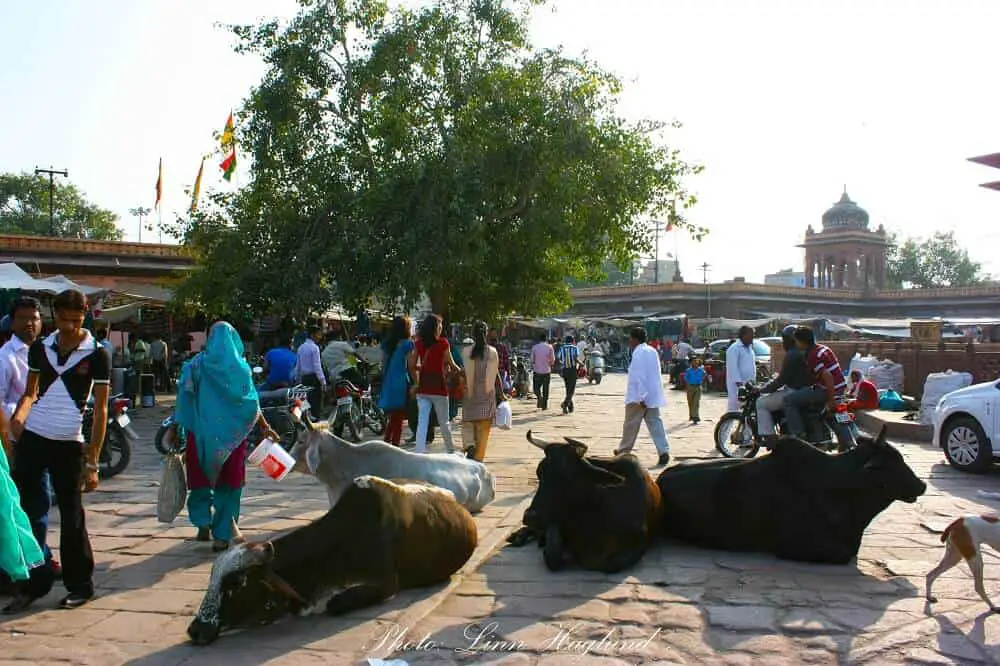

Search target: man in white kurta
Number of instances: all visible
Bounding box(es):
[724,326,757,412]
[615,328,670,467]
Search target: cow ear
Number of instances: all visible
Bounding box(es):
[306,440,322,474]
[563,437,589,456]
[874,426,888,448]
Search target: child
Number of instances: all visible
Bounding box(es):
[684,357,706,424]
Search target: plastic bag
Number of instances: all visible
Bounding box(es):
[157,453,187,524]
[495,400,512,430]
[878,389,906,412]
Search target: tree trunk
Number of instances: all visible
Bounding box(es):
[429,287,451,325]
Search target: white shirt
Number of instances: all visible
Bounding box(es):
[674,341,694,360]
[725,340,757,385]
[625,343,666,408]
[296,338,326,385]
[321,340,356,378]
[0,335,30,420]
[576,340,589,355]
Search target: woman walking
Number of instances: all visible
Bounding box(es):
[378,316,414,446]
[170,322,277,552]
[461,322,500,462]
[0,441,46,600]
[408,315,460,453]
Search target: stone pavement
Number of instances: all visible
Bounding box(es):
[4,375,1000,664]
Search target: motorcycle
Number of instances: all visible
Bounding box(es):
[714,383,857,459]
[329,374,385,441]
[511,353,531,398]
[585,349,605,385]
[82,393,137,479]
[153,378,312,455]
[669,358,689,390]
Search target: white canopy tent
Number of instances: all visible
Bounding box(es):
[0,263,105,296]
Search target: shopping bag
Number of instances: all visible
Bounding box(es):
[495,400,513,430]
[156,453,187,524]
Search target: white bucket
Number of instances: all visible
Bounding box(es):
[248,438,295,481]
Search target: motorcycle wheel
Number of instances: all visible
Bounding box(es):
[154,422,186,455]
[346,405,363,442]
[714,413,760,459]
[99,428,132,479]
[367,407,386,435]
[595,374,602,385]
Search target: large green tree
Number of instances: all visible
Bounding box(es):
[885,231,985,289]
[0,172,122,240]
[172,0,702,321]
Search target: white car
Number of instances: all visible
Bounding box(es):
[933,380,1000,472]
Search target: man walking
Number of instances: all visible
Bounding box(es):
[557,335,582,414]
[0,297,60,592]
[296,326,327,416]
[724,326,757,413]
[6,290,110,613]
[615,327,670,467]
[149,333,170,392]
[530,332,555,410]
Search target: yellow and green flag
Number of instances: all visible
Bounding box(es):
[190,158,205,212]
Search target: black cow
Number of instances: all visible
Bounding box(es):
[506,431,662,573]
[655,427,926,564]
[187,475,478,645]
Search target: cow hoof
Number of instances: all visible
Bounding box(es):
[506,527,535,548]
[992,606,1000,614]
[926,595,937,604]
[187,618,221,645]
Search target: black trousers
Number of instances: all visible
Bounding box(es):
[12,431,95,598]
[561,368,578,408]
[533,372,551,409]
[301,373,326,418]
[151,358,169,391]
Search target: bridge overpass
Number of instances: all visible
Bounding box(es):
[568,281,1000,319]
[0,234,193,296]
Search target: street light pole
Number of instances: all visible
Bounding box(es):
[700,262,712,317]
[34,166,69,235]
[129,206,151,243]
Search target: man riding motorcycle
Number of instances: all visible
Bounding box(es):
[754,325,814,440]
[783,326,849,441]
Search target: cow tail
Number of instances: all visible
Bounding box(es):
[941,518,963,543]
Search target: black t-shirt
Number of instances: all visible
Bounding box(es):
[25,331,111,443]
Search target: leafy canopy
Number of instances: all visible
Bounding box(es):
[885,231,985,289]
[0,172,122,241]
[172,0,702,321]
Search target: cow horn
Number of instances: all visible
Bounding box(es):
[231,519,245,545]
[302,416,315,431]
[874,425,888,447]
[563,437,590,452]
[526,430,548,450]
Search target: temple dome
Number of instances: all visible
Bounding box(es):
[822,189,869,230]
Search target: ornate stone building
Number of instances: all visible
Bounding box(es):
[801,189,888,290]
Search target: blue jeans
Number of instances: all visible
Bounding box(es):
[416,395,454,453]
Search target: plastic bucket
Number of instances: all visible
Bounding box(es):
[248,438,295,481]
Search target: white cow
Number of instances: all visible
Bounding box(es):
[288,421,496,513]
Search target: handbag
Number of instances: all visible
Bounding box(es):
[495,399,512,430]
[156,453,187,523]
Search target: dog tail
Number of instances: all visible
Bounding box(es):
[941,518,964,543]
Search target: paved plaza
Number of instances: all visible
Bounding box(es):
[3,374,1000,664]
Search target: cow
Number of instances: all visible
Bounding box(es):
[505,430,662,573]
[655,427,927,564]
[288,417,496,513]
[187,475,478,645]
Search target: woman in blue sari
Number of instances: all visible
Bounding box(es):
[0,441,45,595]
[169,322,277,552]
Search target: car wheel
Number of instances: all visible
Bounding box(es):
[942,416,992,472]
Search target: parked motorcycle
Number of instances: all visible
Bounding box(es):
[82,393,137,479]
[329,375,384,441]
[714,383,857,459]
[585,349,605,385]
[153,380,312,455]
[511,353,531,398]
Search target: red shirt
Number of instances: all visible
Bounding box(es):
[415,338,451,396]
[805,344,847,395]
[848,379,879,411]
[494,342,510,375]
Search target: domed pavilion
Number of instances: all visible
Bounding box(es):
[801,188,888,290]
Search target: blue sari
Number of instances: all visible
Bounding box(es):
[175,322,260,486]
[0,443,44,581]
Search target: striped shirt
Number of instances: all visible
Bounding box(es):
[805,344,847,395]
[558,344,580,369]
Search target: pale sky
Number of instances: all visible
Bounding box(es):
[2,0,999,283]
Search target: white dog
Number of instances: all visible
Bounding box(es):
[926,515,1000,612]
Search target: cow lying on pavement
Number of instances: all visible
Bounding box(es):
[656,427,926,564]
[506,431,661,573]
[288,417,496,513]
[187,475,478,645]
